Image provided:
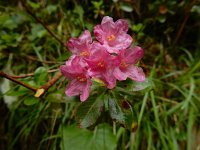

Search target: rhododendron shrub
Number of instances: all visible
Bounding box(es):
[60,16,145,101]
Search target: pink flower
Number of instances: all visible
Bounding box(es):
[60,56,92,101]
[86,42,116,89]
[94,16,132,54]
[113,46,145,82]
[60,16,146,101]
[66,30,92,57]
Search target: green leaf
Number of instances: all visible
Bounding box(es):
[6,90,27,97]
[28,24,47,41]
[157,15,166,23]
[34,67,48,86]
[46,5,58,14]
[132,23,144,32]
[108,98,125,123]
[120,3,133,12]
[24,96,39,106]
[91,0,103,9]
[0,32,22,47]
[1,13,27,30]
[61,123,117,150]
[76,93,105,128]
[27,0,40,9]
[74,5,84,19]
[94,123,117,150]
[46,89,65,103]
[191,5,200,14]
[132,78,153,91]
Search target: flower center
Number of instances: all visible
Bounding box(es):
[120,60,128,69]
[77,75,87,82]
[107,34,116,41]
[80,51,90,56]
[97,61,105,68]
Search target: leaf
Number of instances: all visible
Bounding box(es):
[61,123,117,150]
[28,24,47,41]
[6,90,27,97]
[1,32,22,47]
[46,89,65,103]
[191,5,200,14]
[157,15,166,23]
[61,126,91,150]
[120,3,133,12]
[27,1,40,9]
[46,5,58,14]
[124,113,137,131]
[132,23,144,32]
[132,78,153,91]
[93,123,117,150]
[24,96,39,106]
[34,67,48,86]
[76,94,105,128]
[74,5,84,19]
[108,98,125,123]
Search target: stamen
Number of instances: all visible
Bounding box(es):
[97,61,105,68]
[107,34,116,41]
[80,51,90,56]
[77,75,87,82]
[120,61,128,69]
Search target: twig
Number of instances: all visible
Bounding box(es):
[35,72,63,97]
[20,0,66,47]
[173,0,197,45]
[0,71,63,98]
[25,55,63,64]
[12,69,59,79]
[41,72,62,91]
[0,71,37,92]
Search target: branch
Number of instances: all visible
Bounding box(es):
[0,71,37,92]
[35,72,63,97]
[12,69,59,79]
[0,71,63,98]
[20,0,66,47]
[25,55,63,64]
[173,0,197,45]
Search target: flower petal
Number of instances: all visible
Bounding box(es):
[101,16,114,24]
[127,66,146,82]
[115,19,129,32]
[80,79,92,101]
[60,56,89,81]
[65,79,83,96]
[94,22,116,43]
[106,32,132,53]
[79,30,92,43]
[113,67,128,81]
[66,30,92,55]
[124,46,144,64]
[103,69,116,89]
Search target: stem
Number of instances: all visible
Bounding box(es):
[11,69,59,79]
[20,0,66,47]
[35,72,63,97]
[41,72,62,92]
[25,55,63,64]
[0,71,63,98]
[173,0,197,45]
[0,71,37,92]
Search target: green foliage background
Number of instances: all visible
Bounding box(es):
[0,0,200,149]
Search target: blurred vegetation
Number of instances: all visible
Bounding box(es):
[0,0,200,150]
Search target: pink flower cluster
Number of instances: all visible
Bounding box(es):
[60,16,145,101]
